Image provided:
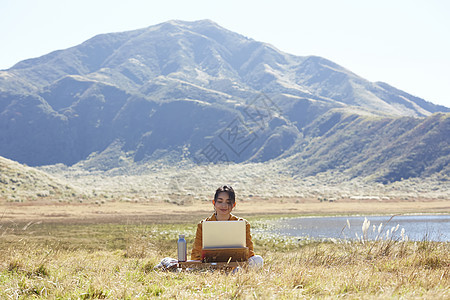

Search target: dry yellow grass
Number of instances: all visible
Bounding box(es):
[0,220,448,299]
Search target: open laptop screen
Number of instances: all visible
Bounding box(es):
[202,221,246,249]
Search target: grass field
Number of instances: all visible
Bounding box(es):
[0,199,449,299]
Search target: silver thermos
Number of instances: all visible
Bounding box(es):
[177,234,187,262]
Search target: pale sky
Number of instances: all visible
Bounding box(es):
[1,0,449,107]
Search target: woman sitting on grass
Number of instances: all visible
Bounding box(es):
[156,185,263,270]
[191,185,264,268]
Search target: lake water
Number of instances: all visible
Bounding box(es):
[258,215,449,242]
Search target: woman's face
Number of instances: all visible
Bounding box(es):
[214,191,235,218]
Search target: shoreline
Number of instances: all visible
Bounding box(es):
[1,198,448,225]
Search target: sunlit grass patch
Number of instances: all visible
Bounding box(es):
[0,218,448,298]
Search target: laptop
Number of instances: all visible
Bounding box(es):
[202,221,248,262]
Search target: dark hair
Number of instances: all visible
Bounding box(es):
[214,185,235,205]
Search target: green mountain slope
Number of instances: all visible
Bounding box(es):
[285,111,450,182]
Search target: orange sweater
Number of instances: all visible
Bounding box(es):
[190,213,255,260]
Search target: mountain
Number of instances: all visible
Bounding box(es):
[0,19,448,183]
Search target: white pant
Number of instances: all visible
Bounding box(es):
[248,255,264,269]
